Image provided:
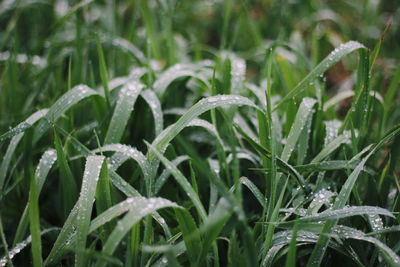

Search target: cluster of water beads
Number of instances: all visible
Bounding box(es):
[0,51,46,67]
[0,238,30,267]
[324,120,341,145]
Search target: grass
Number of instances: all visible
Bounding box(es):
[1,0,400,266]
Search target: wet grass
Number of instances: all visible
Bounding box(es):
[0,0,400,266]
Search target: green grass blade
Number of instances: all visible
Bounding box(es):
[281,97,317,162]
[285,222,299,267]
[234,124,308,191]
[33,85,100,143]
[299,206,394,222]
[54,129,78,219]
[95,159,113,239]
[96,36,111,108]
[13,149,57,246]
[0,109,48,192]
[153,64,210,97]
[154,155,190,194]
[149,95,260,161]
[145,141,207,220]
[307,124,400,266]
[274,41,365,110]
[175,209,201,265]
[98,198,179,267]
[104,81,144,144]
[311,132,351,163]
[29,168,42,267]
[75,156,105,267]
[140,90,163,136]
[240,176,266,208]
[197,198,231,266]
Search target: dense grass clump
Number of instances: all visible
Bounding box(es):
[1,0,400,266]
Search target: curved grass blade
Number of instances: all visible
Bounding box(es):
[307,124,400,267]
[307,188,335,215]
[234,124,308,192]
[43,197,154,263]
[33,85,99,143]
[323,90,383,112]
[299,206,394,223]
[110,37,146,63]
[140,90,163,136]
[104,81,144,144]
[97,198,179,267]
[93,144,152,195]
[0,108,48,140]
[240,177,266,208]
[311,132,351,163]
[281,97,316,162]
[149,95,261,161]
[154,155,190,194]
[153,64,211,97]
[0,109,48,191]
[145,141,207,220]
[75,156,105,267]
[93,144,150,181]
[274,41,366,110]
[187,119,225,148]
[333,225,400,266]
[0,228,58,267]
[13,150,57,245]
[197,197,232,266]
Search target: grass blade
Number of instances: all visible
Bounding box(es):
[0,109,48,192]
[75,156,105,267]
[175,209,201,265]
[33,85,99,143]
[54,129,78,219]
[145,141,207,220]
[98,197,179,267]
[104,81,144,144]
[307,124,400,266]
[140,90,163,136]
[149,94,260,161]
[275,41,365,110]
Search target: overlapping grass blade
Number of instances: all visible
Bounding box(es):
[175,209,202,265]
[307,124,400,266]
[0,228,58,267]
[33,85,100,143]
[13,150,57,245]
[97,197,179,267]
[153,64,211,97]
[311,132,351,163]
[0,109,48,191]
[54,130,78,218]
[140,90,164,136]
[154,155,190,194]
[104,81,144,144]
[149,95,260,161]
[145,142,207,220]
[234,124,307,191]
[281,97,316,162]
[299,206,394,222]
